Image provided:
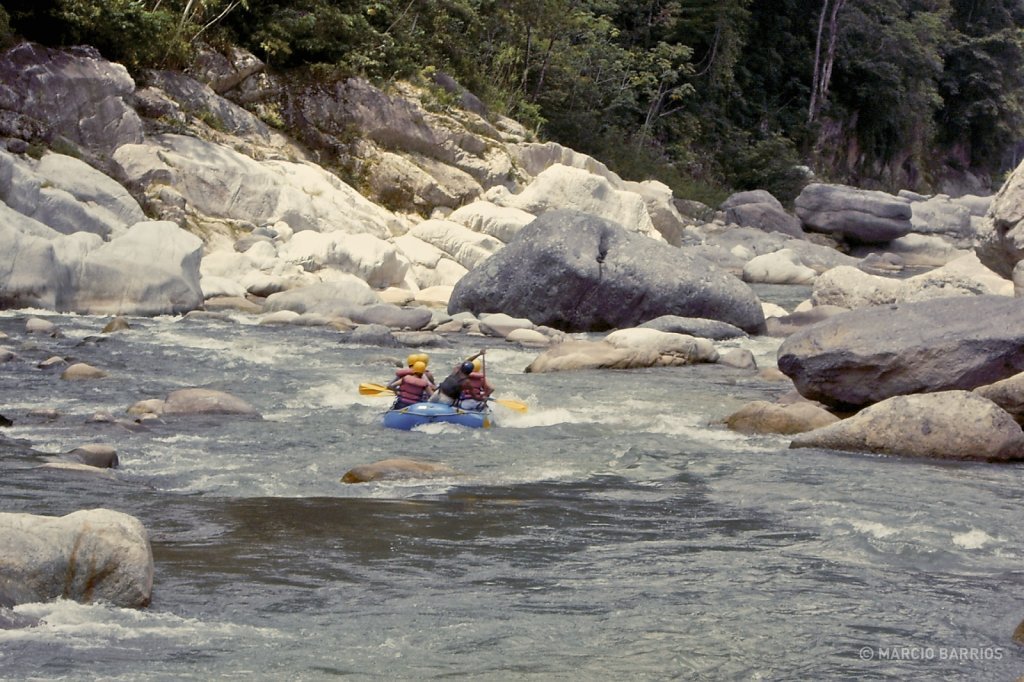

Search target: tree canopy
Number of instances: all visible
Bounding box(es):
[3,0,1022,201]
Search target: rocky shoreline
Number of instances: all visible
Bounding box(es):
[4,39,1024,616]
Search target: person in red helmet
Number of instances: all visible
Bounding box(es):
[387,361,435,408]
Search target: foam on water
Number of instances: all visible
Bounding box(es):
[4,599,281,647]
[952,528,995,550]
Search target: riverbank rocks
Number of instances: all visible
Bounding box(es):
[0,43,143,161]
[721,190,804,239]
[790,391,1024,461]
[777,295,1024,409]
[795,183,913,244]
[741,249,817,284]
[524,334,715,373]
[976,156,1024,277]
[0,509,153,607]
[974,372,1024,426]
[450,210,766,334]
[638,315,747,340]
[341,458,456,483]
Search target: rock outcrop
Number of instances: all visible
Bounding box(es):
[777,295,1024,409]
[795,183,913,244]
[450,210,766,334]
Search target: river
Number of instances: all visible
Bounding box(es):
[0,292,1021,680]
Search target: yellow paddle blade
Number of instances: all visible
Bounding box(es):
[493,398,528,413]
[359,382,394,396]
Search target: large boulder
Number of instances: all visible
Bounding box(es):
[263,278,379,317]
[449,210,766,334]
[113,134,403,238]
[0,509,153,607]
[0,225,64,309]
[777,295,1024,409]
[795,183,913,244]
[976,157,1024,277]
[0,150,147,240]
[62,221,204,315]
[789,391,1024,462]
[0,43,143,159]
[721,190,804,239]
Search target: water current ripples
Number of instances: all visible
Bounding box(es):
[1,304,1022,680]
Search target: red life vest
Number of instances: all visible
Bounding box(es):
[460,372,490,400]
[397,374,431,403]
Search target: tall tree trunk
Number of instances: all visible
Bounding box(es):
[808,0,845,123]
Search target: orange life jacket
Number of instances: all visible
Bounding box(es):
[396,374,431,404]
[460,372,491,400]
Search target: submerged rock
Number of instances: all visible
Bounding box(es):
[341,458,456,483]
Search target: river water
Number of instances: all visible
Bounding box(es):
[0,292,1022,680]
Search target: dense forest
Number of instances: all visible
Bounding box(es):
[2,0,1023,203]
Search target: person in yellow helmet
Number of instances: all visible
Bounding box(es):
[387,360,436,408]
[394,352,435,384]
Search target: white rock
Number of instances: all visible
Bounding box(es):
[490,164,663,241]
[278,231,408,287]
[408,219,504,270]
[742,248,817,285]
[0,509,153,607]
[62,221,203,315]
[448,201,535,242]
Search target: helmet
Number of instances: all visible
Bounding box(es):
[460,361,475,374]
[406,354,418,367]
[415,353,429,366]
[472,358,482,372]
[412,361,427,374]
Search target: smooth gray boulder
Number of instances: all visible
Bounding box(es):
[777,295,1024,408]
[0,509,153,607]
[449,210,766,333]
[0,225,64,309]
[163,388,260,417]
[0,43,143,158]
[724,400,839,435]
[63,221,203,315]
[976,157,1024,277]
[795,183,913,244]
[724,199,804,239]
[638,315,746,340]
[790,391,1024,462]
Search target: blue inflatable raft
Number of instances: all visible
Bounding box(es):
[383,402,493,430]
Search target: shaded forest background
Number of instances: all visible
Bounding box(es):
[2,0,1023,204]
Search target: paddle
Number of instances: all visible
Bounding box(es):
[359,382,394,396]
[357,382,528,413]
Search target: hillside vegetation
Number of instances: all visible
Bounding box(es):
[3,0,1022,202]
